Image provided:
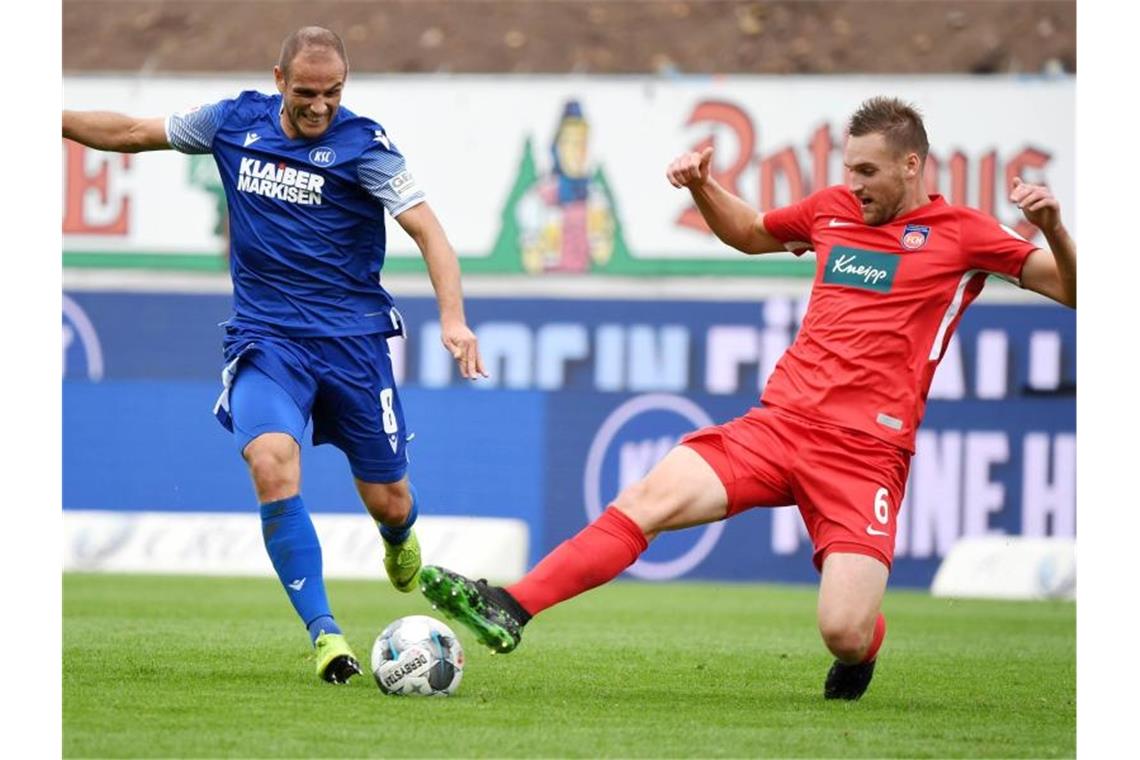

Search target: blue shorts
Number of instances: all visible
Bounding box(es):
[213,325,409,484]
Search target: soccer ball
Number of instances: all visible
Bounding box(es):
[371,615,465,696]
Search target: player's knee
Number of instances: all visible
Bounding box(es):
[612,479,661,529]
[818,616,873,663]
[361,481,412,525]
[243,436,300,499]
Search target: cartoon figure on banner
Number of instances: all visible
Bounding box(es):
[516,100,616,273]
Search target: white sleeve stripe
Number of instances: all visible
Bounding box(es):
[928,269,986,361]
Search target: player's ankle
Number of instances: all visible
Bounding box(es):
[489,585,532,626]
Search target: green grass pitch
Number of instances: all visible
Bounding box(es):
[63,573,1074,758]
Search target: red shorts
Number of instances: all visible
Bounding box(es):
[679,405,912,571]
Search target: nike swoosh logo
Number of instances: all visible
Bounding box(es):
[244,133,261,147]
[865,525,890,537]
[829,218,856,227]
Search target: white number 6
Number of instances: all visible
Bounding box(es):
[873,487,890,525]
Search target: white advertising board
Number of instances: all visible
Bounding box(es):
[63,74,1074,275]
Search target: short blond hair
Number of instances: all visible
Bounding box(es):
[848,96,929,161]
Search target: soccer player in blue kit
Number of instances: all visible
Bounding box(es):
[62,27,487,683]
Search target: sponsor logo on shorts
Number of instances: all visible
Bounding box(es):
[822,246,900,293]
[865,525,890,537]
[583,394,721,581]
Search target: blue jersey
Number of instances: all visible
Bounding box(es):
[165,91,426,337]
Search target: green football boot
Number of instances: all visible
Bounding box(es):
[313,632,362,684]
[383,528,422,593]
[419,565,526,654]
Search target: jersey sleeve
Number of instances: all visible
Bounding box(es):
[961,213,1039,282]
[760,188,829,255]
[165,99,235,154]
[358,131,426,217]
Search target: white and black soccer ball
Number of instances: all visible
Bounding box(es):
[371,615,465,696]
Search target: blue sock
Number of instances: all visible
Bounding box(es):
[260,494,341,644]
[379,483,419,545]
[306,615,339,642]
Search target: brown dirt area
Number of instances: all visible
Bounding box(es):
[63,0,1075,75]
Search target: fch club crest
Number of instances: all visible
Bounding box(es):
[901,223,931,250]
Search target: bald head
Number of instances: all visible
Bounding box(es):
[277,26,348,80]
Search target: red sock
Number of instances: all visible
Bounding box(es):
[508,506,648,616]
[862,613,887,663]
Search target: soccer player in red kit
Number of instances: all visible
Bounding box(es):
[420,97,1077,699]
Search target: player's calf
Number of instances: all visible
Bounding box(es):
[362,480,422,592]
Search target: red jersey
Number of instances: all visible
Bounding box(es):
[760,186,1038,452]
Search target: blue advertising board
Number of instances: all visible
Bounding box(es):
[63,289,1075,587]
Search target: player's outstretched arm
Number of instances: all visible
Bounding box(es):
[665,146,785,255]
[1011,177,1076,309]
[396,202,488,380]
[62,111,171,153]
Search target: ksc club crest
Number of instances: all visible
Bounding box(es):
[583,394,723,580]
[901,223,931,250]
[308,146,336,166]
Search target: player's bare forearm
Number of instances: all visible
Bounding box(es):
[421,246,487,378]
[62,111,170,153]
[666,146,783,254]
[1042,223,1076,308]
[398,202,487,378]
[1010,177,1075,309]
[689,180,783,255]
[421,239,468,326]
[399,205,465,323]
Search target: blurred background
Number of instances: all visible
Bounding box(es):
[64,0,1074,74]
[62,0,1076,594]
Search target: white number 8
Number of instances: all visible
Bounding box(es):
[379,388,399,435]
[873,487,890,525]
